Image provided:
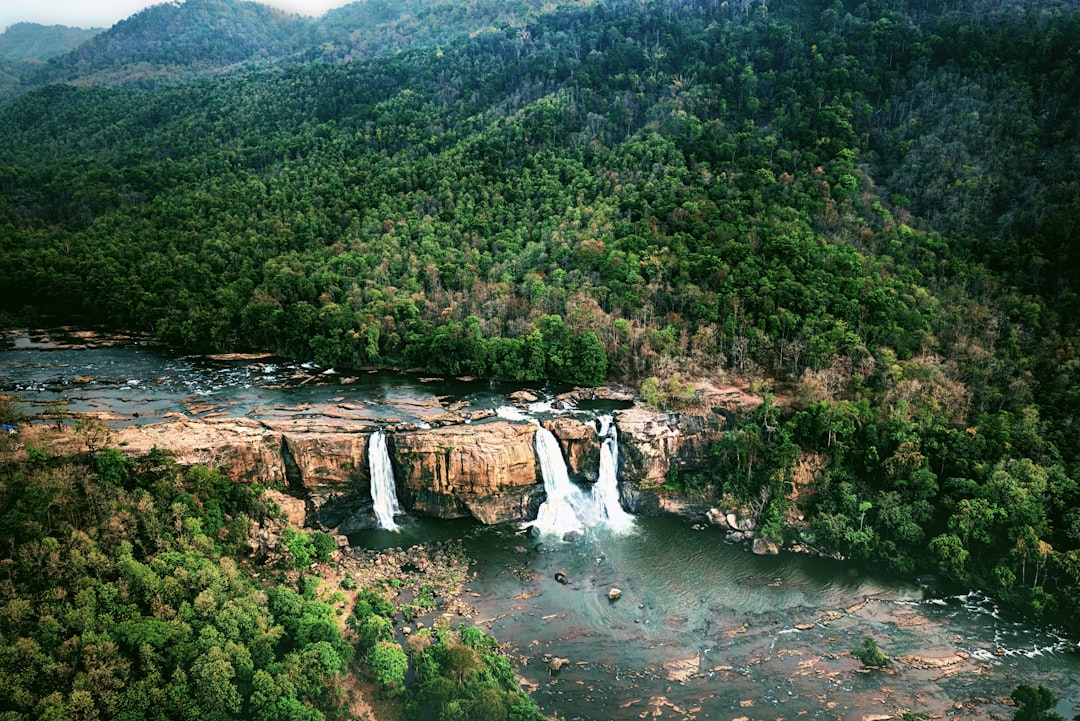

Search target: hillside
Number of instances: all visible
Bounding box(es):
[2,0,1080,646]
[15,0,564,89]
[0,23,102,94]
[27,0,312,86]
[0,22,101,62]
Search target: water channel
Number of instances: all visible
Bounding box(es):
[3,330,1079,720]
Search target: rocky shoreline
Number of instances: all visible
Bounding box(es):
[44,391,793,549]
[4,327,805,555]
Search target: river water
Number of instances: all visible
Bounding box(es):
[3,332,1079,720]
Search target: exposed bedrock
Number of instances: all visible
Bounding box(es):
[101,394,759,532]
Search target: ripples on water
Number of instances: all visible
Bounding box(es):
[0,342,557,426]
[385,517,1080,721]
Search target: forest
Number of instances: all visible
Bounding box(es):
[0,412,542,721]
[1,0,1080,716]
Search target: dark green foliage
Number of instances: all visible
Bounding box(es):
[353,587,396,621]
[851,637,889,667]
[370,640,409,691]
[1011,684,1066,721]
[0,448,347,721]
[308,531,337,563]
[406,625,545,721]
[93,445,135,485]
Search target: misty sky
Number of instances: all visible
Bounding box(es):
[0,0,355,33]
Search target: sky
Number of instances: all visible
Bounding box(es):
[0,0,356,33]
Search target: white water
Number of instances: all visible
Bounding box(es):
[527,426,591,537]
[526,418,634,537]
[496,405,530,422]
[369,430,402,531]
[593,415,635,531]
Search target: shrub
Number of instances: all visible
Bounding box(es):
[851,637,889,667]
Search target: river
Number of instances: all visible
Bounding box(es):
[3,331,1079,720]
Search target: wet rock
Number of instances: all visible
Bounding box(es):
[543,416,598,481]
[608,587,622,601]
[393,421,543,524]
[752,537,779,555]
[554,571,569,585]
[548,657,570,673]
[509,390,539,404]
[901,653,969,670]
[706,508,731,529]
[726,512,756,532]
[562,530,583,543]
[728,531,745,542]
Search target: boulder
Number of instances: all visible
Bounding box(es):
[508,390,539,403]
[554,571,569,585]
[608,587,623,601]
[726,511,756,532]
[548,657,570,673]
[264,488,308,528]
[707,508,731,528]
[752,537,780,555]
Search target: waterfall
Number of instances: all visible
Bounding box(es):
[526,425,590,537]
[526,417,634,537]
[369,430,401,531]
[593,415,635,531]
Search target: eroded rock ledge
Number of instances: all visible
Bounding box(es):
[73,386,762,535]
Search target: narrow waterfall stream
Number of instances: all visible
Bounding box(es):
[369,430,402,531]
[526,425,591,537]
[593,414,634,531]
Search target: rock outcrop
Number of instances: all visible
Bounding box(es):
[614,406,729,514]
[393,421,543,524]
[63,384,776,538]
[542,416,599,483]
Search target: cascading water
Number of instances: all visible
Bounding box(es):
[593,415,634,531]
[526,417,634,537]
[526,425,590,537]
[369,430,402,531]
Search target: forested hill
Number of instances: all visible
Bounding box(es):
[0,23,103,94]
[16,0,564,89]
[25,0,312,87]
[0,23,102,62]
[3,0,1080,637]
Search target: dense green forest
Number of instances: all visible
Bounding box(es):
[2,0,1080,671]
[0,409,546,721]
[0,429,354,721]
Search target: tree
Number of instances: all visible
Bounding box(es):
[928,533,969,578]
[369,641,408,692]
[1010,684,1066,721]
